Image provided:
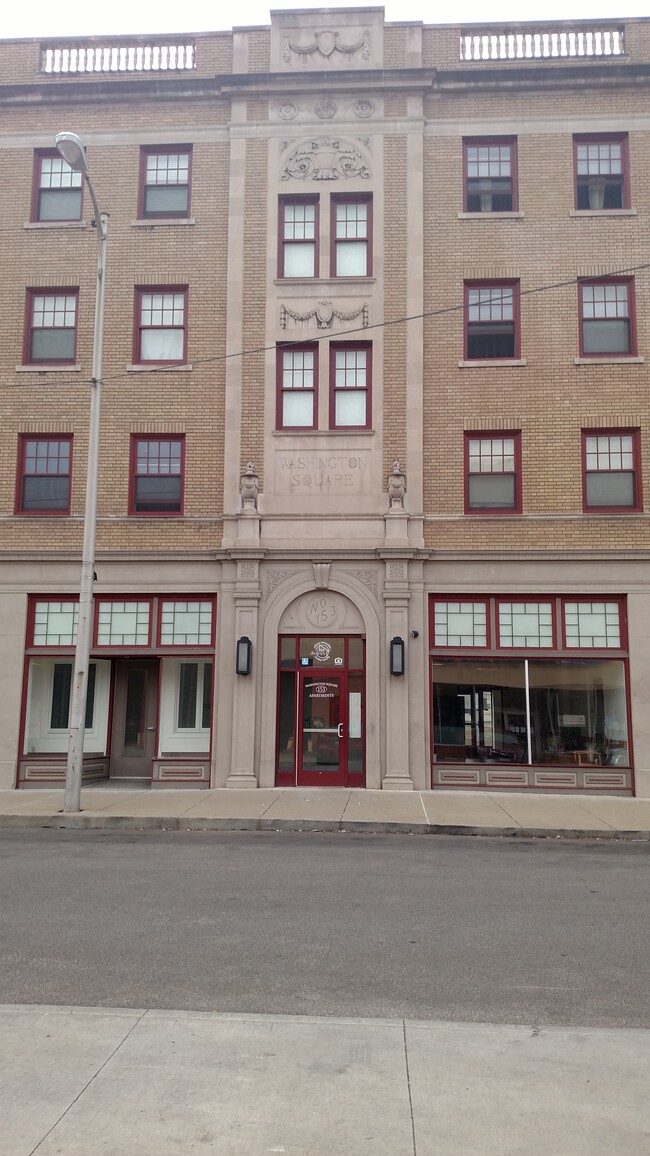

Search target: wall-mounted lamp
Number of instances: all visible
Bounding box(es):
[236,636,252,675]
[389,636,405,676]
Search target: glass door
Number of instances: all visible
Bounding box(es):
[298,671,346,786]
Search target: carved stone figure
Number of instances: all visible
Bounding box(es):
[387,460,406,508]
[240,462,259,510]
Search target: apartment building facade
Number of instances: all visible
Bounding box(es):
[1,8,649,796]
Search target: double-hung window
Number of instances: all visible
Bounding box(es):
[582,430,640,512]
[330,344,370,429]
[25,290,78,364]
[279,197,318,278]
[465,282,519,360]
[579,279,634,357]
[130,436,184,514]
[135,287,187,363]
[465,433,521,513]
[332,196,371,276]
[139,147,191,218]
[463,138,517,213]
[17,436,72,514]
[277,345,317,430]
[574,134,628,210]
[32,150,83,222]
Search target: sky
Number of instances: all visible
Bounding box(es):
[3,1,647,41]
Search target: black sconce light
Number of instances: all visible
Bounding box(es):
[236,636,252,675]
[389,636,405,676]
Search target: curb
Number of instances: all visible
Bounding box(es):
[0,812,648,840]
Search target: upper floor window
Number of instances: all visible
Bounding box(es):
[130,436,184,514]
[574,134,629,210]
[465,282,519,360]
[465,433,521,513]
[277,345,317,430]
[17,436,72,515]
[25,290,78,365]
[134,288,187,364]
[579,279,635,357]
[279,197,318,278]
[139,147,191,218]
[582,430,641,512]
[463,138,517,212]
[330,344,371,429]
[32,151,83,222]
[332,196,371,276]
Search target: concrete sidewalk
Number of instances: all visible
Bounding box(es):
[1,786,650,838]
[1,1004,648,1155]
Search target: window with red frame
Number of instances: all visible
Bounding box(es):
[579,280,634,356]
[139,147,191,218]
[583,430,641,511]
[135,288,187,363]
[25,290,78,364]
[32,151,83,222]
[279,198,318,278]
[17,436,72,514]
[277,345,317,429]
[130,437,184,514]
[463,139,517,213]
[574,135,629,210]
[330,344,370,428]
[332,196,371,276]
[465,434,521,513]
[465,282,518,360]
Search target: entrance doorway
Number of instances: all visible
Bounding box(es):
[110,659,159,781]
[276,636,365,787]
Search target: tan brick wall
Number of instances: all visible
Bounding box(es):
[383,135,408,477]
[240,138,269,488]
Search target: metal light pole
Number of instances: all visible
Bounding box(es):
[55,132,109,813]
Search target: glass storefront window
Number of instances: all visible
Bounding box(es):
[432,657,629,767]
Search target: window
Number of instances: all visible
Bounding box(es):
[159,657,213,751]
[25,290,78,364]
[32,150,83,222]
[17,436,72,514]
[579,280,634,357]
[330,344,370,429]
[23,657,110,755]
[139,147,191,218]
[276,345,317,430]
[279,198,318,278]
[332,196,371,276]
[574,134,628,210]
[434,601,488,648]
[582,430,640,512]
[465,282,518,360]
[160,601,213,646]
[130,437,184,514]
[134,288,187,363]
[96,600,151,646]
[465,434,521,513]
[463,138,517,212]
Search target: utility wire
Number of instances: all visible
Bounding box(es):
[10,260,650,392]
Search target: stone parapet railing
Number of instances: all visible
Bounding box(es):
[40,40,196,74]
[459,23,625,62]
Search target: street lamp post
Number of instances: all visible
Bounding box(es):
[55,132,109,813]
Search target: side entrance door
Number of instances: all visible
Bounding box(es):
[110,659,159,781]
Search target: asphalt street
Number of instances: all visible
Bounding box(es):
[0,830,648,1027]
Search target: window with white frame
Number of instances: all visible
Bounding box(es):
[434,601,488,647]
[564,602,621,648]
[159,657,213,752]
[498,602,554,648]
[160,601,213,645]
[33,601,78,646]
[23,658,110,754]
[96,601,150,646]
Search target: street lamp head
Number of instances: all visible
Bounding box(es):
[55,131,89,176]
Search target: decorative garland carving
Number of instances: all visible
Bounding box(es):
[280,299,369,331]
[266,570,293,595]
[281,137,370,182]
[283,30,370,63]
[350,569,378,597]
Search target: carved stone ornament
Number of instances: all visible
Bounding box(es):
[278,102,298,120]
[239,562,256,580]
[280,299,369,331]
[283,29,370,64]
[281,137,370,182]
[266,569,293,595]
[240,461,259,510]
[350,568,378,597]
[353,100,375,119]
[387,460,406,508]
[313,562,331,589]
[315,99,337,119]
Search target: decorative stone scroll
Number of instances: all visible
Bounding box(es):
[280,300,369,331]
[281,137,370,182]
[283,30,370,64]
